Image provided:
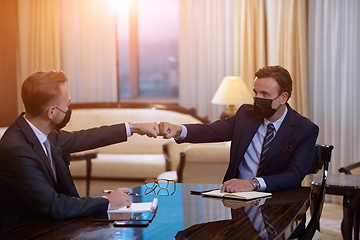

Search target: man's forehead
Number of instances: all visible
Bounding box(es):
[255,77,278,86]
[254,77,280,93]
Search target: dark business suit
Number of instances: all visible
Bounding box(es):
[180,103,319,192]
[0,113,127,230]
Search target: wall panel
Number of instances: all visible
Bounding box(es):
[0,0,18,127]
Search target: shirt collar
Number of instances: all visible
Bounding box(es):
[263,105,288,132]
[23,115,48,144]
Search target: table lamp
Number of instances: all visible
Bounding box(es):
[211,76,252,119]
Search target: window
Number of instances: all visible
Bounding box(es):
[116,0,179,100]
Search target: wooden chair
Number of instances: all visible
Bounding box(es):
[338,161,360,175]
[69,150,99,196]
[297,144,334,240]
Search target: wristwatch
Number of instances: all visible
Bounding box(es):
[250,178,260,191]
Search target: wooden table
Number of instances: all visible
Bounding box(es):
[0,183,311,240]
[311,174,360,240]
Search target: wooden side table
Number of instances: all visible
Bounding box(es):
[70,150,99,196]
[311,174,360,240]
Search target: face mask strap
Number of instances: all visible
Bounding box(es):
[272,93,283,101]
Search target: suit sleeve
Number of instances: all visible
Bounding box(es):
[180,104,255,144]
[54,123,128,155]
[179,117,235,143]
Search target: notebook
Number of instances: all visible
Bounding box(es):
[202,190,272,200]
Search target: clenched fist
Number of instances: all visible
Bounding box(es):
[158,121,182,139]
[131,122,159,138]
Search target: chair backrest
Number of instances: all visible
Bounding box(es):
[298,144,334,240]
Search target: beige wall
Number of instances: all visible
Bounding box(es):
[0,0,18,127]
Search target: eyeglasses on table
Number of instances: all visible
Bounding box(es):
[144,178,176,196]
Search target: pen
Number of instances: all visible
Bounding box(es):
[103,190,140,196]
[190,188,220,195]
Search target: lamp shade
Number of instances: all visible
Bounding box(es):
[211,76,252,105]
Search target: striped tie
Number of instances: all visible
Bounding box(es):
[257,123,275,176]
[43,138,57,181]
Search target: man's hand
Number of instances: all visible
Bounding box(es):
[107,188,132,210]
[158,122,182,139]
[131,122,159,138]
[220,178,254,193]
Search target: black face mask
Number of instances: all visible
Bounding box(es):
[54,105,72,131]
[253,95,281,119]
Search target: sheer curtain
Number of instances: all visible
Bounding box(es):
[265,0,308,116]
[17,0,117,105]
[59,0,118,102]
[179,0,265,121]
[233,0,266,98]
[308,0,360,203]
[17,0,61,111]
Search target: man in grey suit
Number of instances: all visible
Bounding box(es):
[0,70,159,230]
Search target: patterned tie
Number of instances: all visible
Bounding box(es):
[43,138,57,181]
[257,123,275,176]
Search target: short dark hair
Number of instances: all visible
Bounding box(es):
[21,70,68,117]
[254,65,293,99]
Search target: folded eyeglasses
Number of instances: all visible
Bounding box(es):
[144,178,176,196]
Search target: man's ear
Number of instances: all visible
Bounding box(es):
[280,92,289,104]
[46,106,56,120]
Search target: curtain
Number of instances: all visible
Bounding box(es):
[179,0,265,121]
[17,0,61,112]
[234,0,266,96]
[308,0,360,203]
[265,0,308,116]
[59,0,118,102]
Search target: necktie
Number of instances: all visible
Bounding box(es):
[257,123,275,176]
[43,138,57,181]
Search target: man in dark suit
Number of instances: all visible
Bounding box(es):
[0,70,159,230]
[159,65,318,192]
[158,65,318,237]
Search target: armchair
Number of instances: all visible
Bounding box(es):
[177,144,230,183]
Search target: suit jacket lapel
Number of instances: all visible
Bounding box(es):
[264,106,296,164]
[231,114,262,176]
[16,114,58,183]
[48,133,79,197]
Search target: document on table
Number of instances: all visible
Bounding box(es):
[202,190,272,200]
[108,198,158,213]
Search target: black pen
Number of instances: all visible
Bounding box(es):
[190,188,220,195]
[103,190,140,196]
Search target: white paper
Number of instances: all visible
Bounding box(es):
[108,198,158,213]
